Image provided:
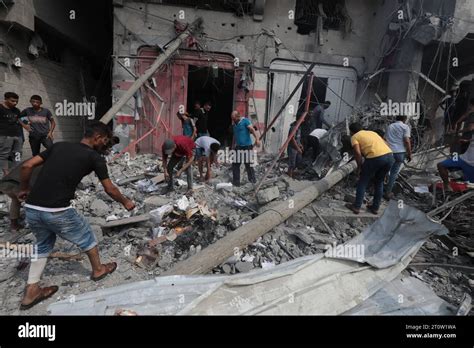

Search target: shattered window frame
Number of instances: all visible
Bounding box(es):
[294,0,347,34]
[131,0,254,16]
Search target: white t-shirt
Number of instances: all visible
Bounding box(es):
[460,135,474,166]
[195,136,220,157]
[385,121,411,153]
[309,129,327,139]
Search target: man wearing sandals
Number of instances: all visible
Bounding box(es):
[17,121,135,310]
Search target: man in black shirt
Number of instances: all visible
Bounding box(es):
[0,92,23,176]
[17,121,136,310]
[192,101,211,137]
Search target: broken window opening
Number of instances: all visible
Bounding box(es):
[294,0,347,35]
[296,76,328,120]
[139,0,253,16]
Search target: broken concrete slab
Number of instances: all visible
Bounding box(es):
[235,261,254,273]
[256,186,280,205]
[90,199,109,216]
[144,196,172,210]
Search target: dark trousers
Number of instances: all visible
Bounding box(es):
[307,136,321,162]
[29,134,53,156]
[167,155,193,189]
[354,153,395,210]
[232,145,256,186]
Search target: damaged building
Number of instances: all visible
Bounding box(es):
[0,0,473,321]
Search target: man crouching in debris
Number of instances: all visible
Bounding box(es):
[345,122,394,215]
[195,135,220,182]
[162,135,195,193]
[17,121,136,310]
[437,133,474,191]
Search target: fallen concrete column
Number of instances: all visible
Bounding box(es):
[163,160,357,276]
[100,17,203,125]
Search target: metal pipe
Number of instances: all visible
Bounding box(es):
[100,17,203,125]
[254,73,314,194]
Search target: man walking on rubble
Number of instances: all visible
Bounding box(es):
[345,123,394,215]
[384,115,412,199]
[231,110,260,186]
[162,135,195,192]
[17,121,135,310]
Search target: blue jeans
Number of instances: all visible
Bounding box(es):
[26,208,98,258]
[386,152,406,194]
[354,153,395,210]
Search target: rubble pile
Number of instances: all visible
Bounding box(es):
[0,151,472,315]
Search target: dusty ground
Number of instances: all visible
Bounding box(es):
[0,155,472,315]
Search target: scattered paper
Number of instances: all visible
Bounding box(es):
[149,204,173,224]
[414,186,429,193]
[261,261,275,269]
[106,215,119,222]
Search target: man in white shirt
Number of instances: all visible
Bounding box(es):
[195,135,220,182]
[307,128,327,162]
[384,116,412,198]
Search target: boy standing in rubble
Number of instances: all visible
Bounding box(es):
[231,110,260,186]
[20,95,56,156]
[345,123,394,215]
[176,111,196,139]
[17,121,135,310]
[287,118,304,178]
[162,135,195,192]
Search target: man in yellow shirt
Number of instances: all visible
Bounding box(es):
[346,123,394,214]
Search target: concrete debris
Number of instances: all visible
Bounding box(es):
[89,199,109,216]
[47,209,436,315]
[1,145,471,315]
[256,186,280,204]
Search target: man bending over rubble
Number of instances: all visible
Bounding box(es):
[17,121,136,310]
[162,135,195,193]
[195,135,220,182]
[346,123,394,215]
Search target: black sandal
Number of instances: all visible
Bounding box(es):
[91,262,117,282]
[20,286,59,310]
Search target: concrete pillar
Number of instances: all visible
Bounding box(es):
[387,39,424,103]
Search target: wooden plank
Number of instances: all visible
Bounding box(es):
[102,214,150,228]
[150,173,165,184]
[117,174,146,186]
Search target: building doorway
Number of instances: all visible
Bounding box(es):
[187,65,235,146]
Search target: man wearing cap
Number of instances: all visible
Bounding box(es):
[162,136,195,192]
